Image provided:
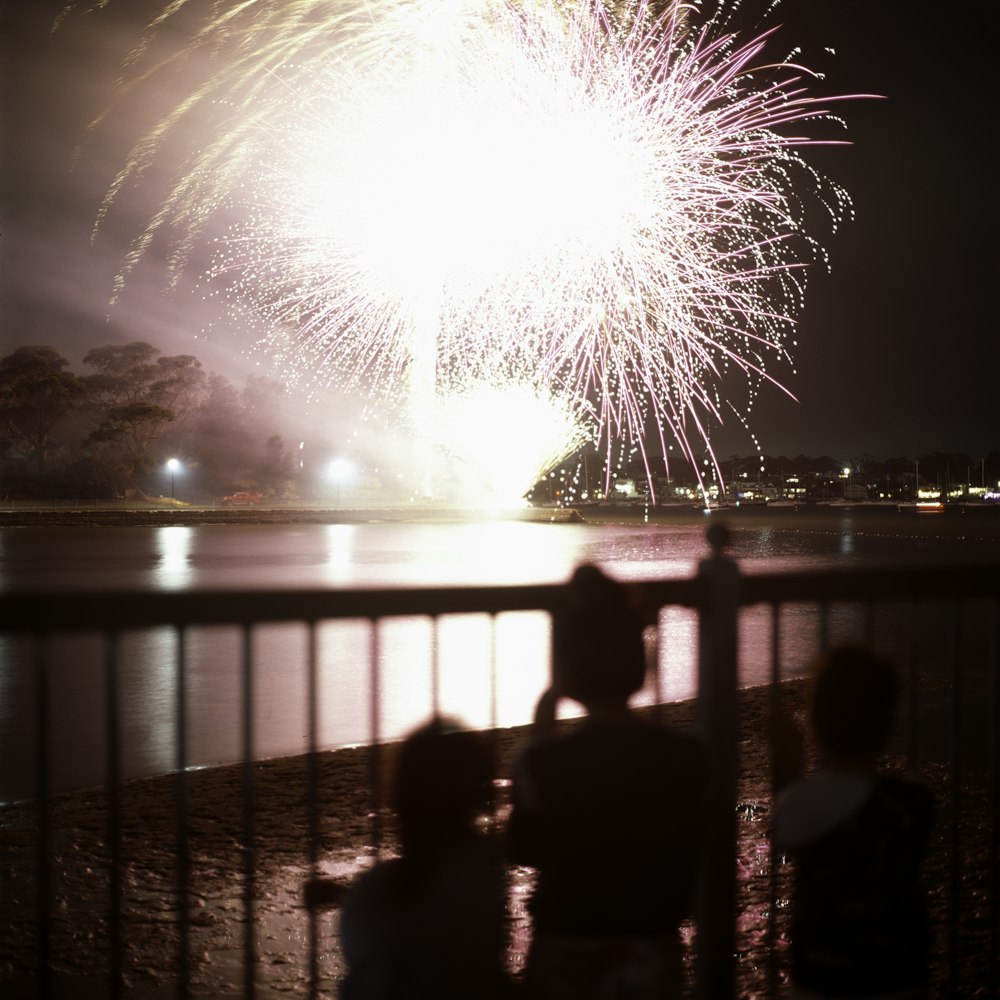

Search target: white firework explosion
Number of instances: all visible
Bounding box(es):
[71,0,865,500]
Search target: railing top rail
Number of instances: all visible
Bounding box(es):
[0,581,565,631]
[737,562,998,605]
[1,562,995,633]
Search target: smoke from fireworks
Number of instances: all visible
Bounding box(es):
[71,0,866,501]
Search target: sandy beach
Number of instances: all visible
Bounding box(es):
[2,676,994,999]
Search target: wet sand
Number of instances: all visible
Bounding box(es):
[2,679,994,999]
[2,505,996,995]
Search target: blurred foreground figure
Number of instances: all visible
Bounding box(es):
[770,645,933,999]
[322,718,511,1000]
[509,563,711,999]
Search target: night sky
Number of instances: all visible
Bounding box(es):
[2,1,996,464]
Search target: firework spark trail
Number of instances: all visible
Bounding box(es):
[68,0,868,500]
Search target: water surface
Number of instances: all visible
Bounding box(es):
[2,507,995,800]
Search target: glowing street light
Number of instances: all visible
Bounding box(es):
[166,457,181,498]
[328,457,354,505]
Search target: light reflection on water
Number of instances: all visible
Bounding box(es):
[1,513,993,799]
[154,525,194,588]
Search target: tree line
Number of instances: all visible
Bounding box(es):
[0,342,298,501]
[2,341,997,502]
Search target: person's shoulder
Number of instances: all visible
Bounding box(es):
[515,728,570,768]
[519,716,705,765]
[339,858,409,964]
[611,721,710,791]
[652,719,704,746]
[874,772,934,819]
[878,771,930,797]
[447,832,506,872]
[646,720,709,762]
[775,770,875,848]
[343,857,406,909]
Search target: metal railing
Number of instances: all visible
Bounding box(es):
[1,534,997,999]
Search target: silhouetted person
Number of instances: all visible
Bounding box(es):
[508,563,710,999]
[308,717,511,1000]
[770,645,933,999]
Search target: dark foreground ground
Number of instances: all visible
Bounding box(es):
[2,502,996,995]
[1,681,995,999]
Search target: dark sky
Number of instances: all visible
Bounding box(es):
[2,1,996,464]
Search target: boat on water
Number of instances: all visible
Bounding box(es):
[693,499,734,512]
[898,501,946,514]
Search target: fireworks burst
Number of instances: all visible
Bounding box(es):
[72,0,867,501]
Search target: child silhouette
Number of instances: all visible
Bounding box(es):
[771,645,933,999]
[308,717,511,1000]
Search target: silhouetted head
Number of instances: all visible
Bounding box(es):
[551,563,647,708]
[392,717,494,857]
[809,645,900,763]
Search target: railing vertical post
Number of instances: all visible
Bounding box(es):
[306,621,320,999]
[906,601,920,768]
[430,616,441,718]
[240,625,256,1000]
[33,635,50,1000]
[766,601,782,998]
[695,522,740,1000]
[947,602,961,997]
[106,632,123,1000]
[368,621,383,857]
[488,613,499,733]
[175,627,190,1000]
[990,598,999,997]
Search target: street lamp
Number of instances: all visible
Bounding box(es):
[166,458,181,499]
[843,466,851,499]
[328,457,354,505]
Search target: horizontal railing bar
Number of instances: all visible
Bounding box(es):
[737,563,998,605]
[3,564,995,633]
[0,582,571,630]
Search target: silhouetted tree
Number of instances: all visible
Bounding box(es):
[168,371,249,496]
[883,456,914,476]
[254,434,295,497]
[166,372,298,498]
[0,345,83,477]
[81,342,207,496]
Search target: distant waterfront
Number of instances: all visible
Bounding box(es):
[1,496,998,535]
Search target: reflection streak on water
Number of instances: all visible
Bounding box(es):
[154,526,194,588]
[320,523,357,584]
